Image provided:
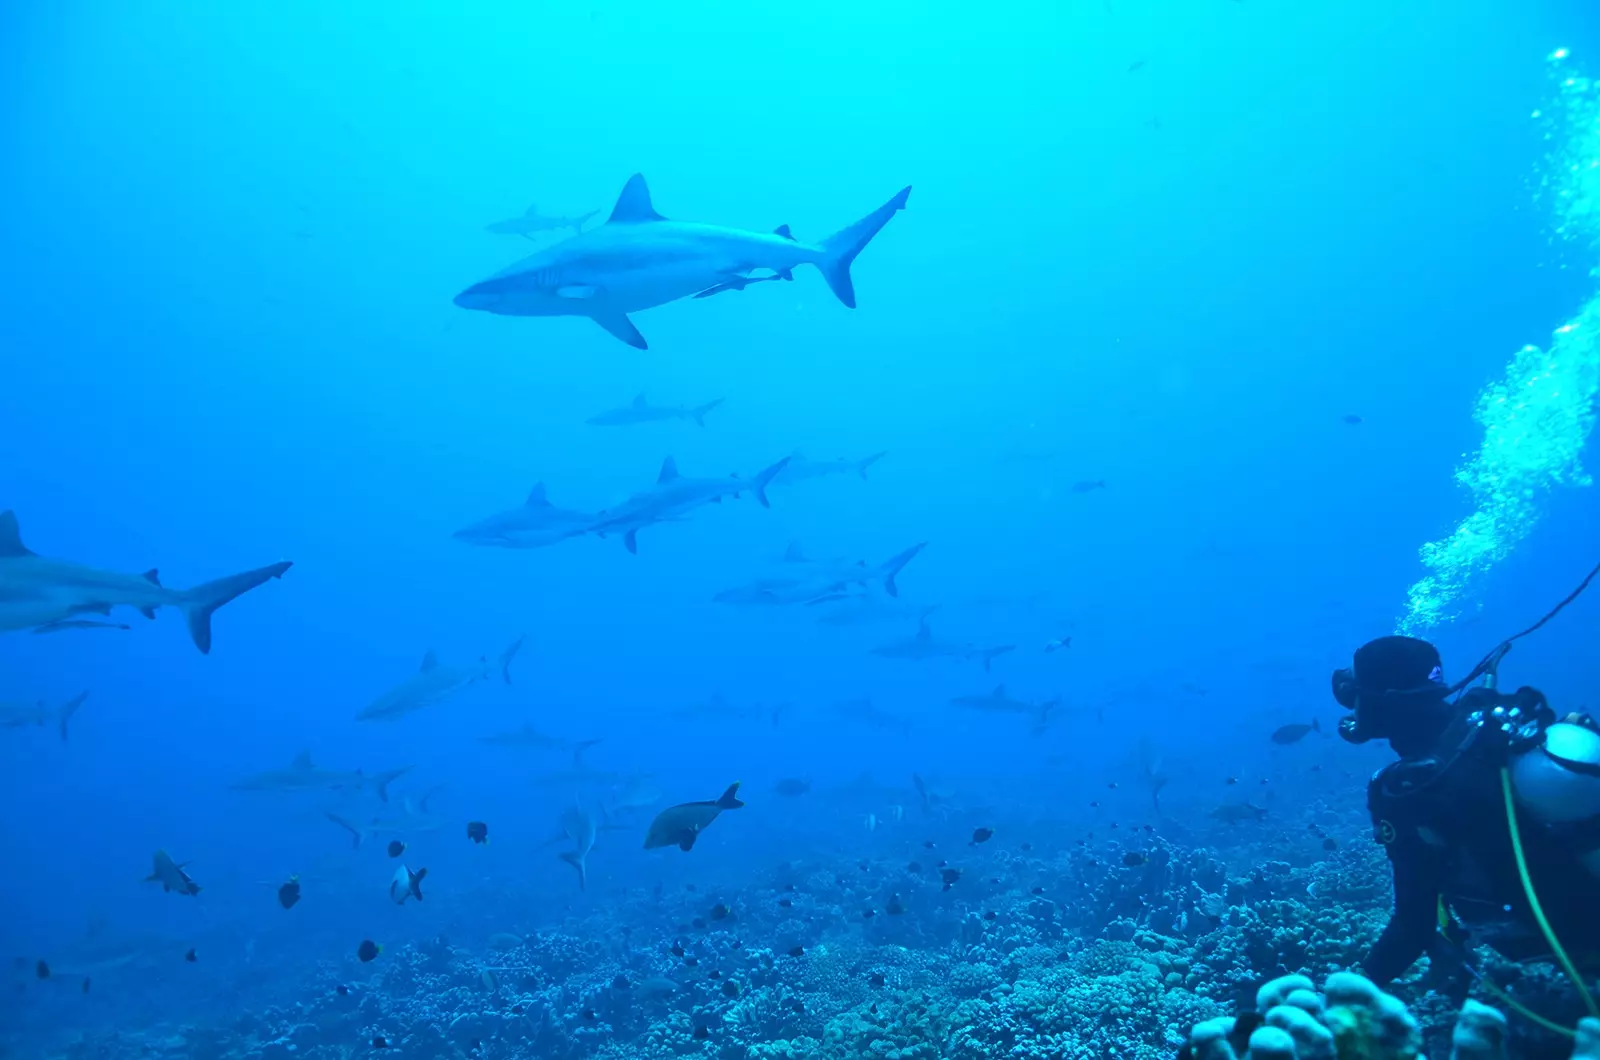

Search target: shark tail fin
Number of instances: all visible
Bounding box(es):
[752,457,792,508]
[572,739,603,766]
[879,542,927,599]
[373,765,413,803]
[982,646,1016,673]
[715,782,745,810]
[558,850,588,890]
[418,784,447,814]
[859,451,888,479]
[692,398,725,427]
[816,186,911,308]
[499,635,527,684]
[180,562,293,654]
[57,691,89,741]
[325,812,365,848]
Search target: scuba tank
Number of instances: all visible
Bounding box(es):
[1508,715,1600,877]
[1459,656,1600,879]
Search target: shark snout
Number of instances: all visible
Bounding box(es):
[453,287,499,310]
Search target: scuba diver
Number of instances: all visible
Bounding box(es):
[1332,633,1600,1030]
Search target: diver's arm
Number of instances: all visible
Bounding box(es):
[1361,835,1444,984]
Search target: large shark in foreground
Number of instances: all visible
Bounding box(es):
[0,511,292,653]
[452,484,596,550]
[454,174,912,349]
[357,636,525,721]
[590,455,791,554]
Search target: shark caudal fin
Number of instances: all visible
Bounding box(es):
[715,782,746,810]
[858,451,889,479]
[692,399,725,427]
[57,691,90,741]
[325,812,366,849]
[371,765,413,804]
[180,562,293,654]
[752,457,792,508]
[817,186,911,308]
[558,850,588,890]
[879,542,927,598]
[498,634,527,685]
[980,646,1016,673]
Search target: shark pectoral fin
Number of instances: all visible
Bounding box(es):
[591,312,648,350]
[624,529,639,555]
[556,285,598,299]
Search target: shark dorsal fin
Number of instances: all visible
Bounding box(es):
[525,483,549,507]
[657,457,680,483]
[292,750,314,770]
[916,618,931,640]
[774,224,795,241]
[632,392,648,408]
[143,568,161,587]
[524,202,539,217]
[0,511,34,557]
[608,174,665,224]
[420,650,438,672]
[790,447,807,460]
[994,684,1006,698]
[783,541,807,563]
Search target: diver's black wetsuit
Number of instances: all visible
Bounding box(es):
[1364,690,1600,984]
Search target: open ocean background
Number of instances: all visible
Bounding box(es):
[2,2,1599,1057]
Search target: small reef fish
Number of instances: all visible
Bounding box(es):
[1270,719,1321,745]
[389,865,427,905]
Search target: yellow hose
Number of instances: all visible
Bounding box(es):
[1500,767,1600,1019]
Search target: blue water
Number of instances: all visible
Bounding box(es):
[3,1,1599,1056]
